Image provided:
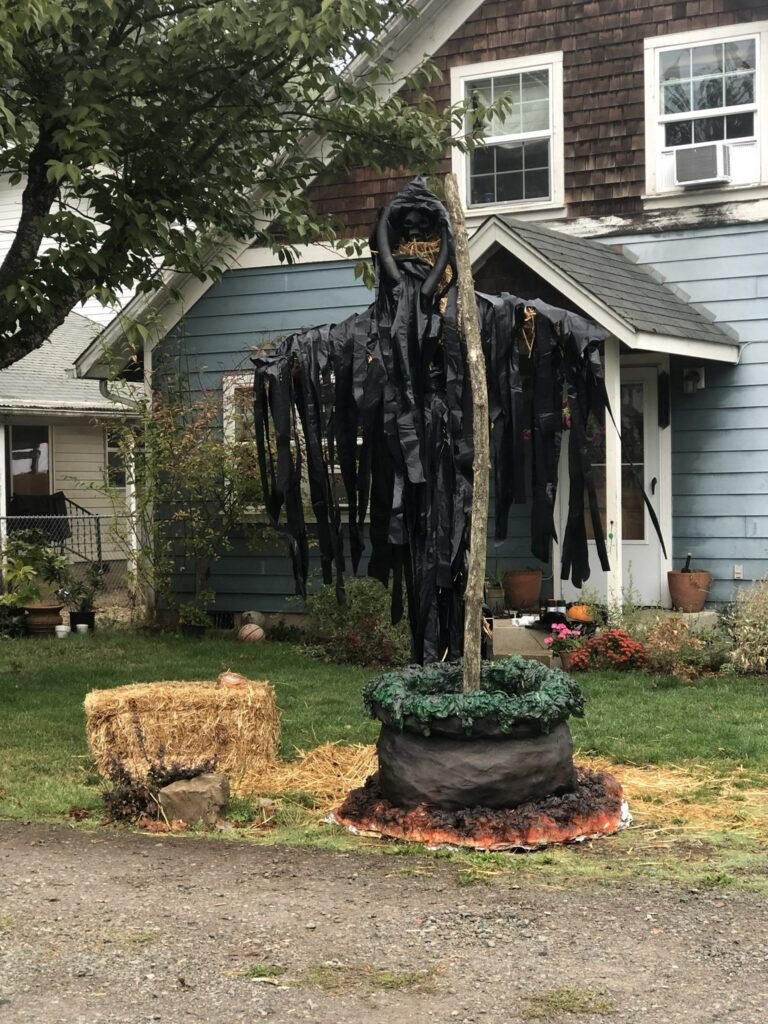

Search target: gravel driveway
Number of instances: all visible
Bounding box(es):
[0,820,766,1023]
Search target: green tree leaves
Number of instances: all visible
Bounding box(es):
[0,0,460,367]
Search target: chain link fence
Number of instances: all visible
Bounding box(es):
[0,506,133,609]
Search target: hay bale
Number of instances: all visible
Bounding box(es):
[85,679,280,784]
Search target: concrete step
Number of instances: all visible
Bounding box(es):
[491,619,555,667]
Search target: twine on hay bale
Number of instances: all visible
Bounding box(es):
[84,679,280,784]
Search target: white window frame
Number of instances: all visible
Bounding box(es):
[103,426,128,491]
[222,370,264,520]
[644,20,768,205]
[450,52,565,218]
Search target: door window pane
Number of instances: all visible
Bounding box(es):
[11,426,50,496]
[582,383,645,541]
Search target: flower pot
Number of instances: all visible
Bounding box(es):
[180,618,205,634]
[485,584,505,614]
[558,649,583,671]
[24,603,64,636]
[502,569,543,610]
[70,611,96,633]
[667,570,712,613]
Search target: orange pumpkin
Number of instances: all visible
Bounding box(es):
[567,604,592,623]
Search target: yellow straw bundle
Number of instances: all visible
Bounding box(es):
[84,679,280,785]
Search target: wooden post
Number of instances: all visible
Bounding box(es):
[444,173,489,693]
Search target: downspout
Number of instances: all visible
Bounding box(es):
[0,423,7,549]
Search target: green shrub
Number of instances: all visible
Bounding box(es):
[722,579,768,674]
[303,577,411,667]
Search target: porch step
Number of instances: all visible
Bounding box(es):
[492,619,555,667]
[633,608,719,630]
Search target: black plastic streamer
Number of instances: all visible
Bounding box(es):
[252,178,634,664]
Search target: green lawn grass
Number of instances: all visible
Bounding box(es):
[0,629,377,819]
[1,630,766,823]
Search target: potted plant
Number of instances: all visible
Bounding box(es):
[56,561,107,632]
[363,657,584,811]
[484,569,505,614]
[668,552,712,613]
[543,622,585,670]
[0,532,67,635]
[178,601,210,637]
[502,566,543,610]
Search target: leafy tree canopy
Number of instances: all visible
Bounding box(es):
[0,0,463,368]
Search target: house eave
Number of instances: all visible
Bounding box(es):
[74,0,487,381]
[468,216,741,365]
[0,403,139,420]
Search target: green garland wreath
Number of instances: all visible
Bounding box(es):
[363,656,585,736]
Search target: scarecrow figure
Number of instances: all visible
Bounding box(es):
[253,177,622,664]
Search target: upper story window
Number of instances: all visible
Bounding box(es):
[645,21,768,200]
[451,53,564,216]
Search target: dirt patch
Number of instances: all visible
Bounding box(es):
[1,820,766,1023]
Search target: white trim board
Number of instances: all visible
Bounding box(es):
[468,217,741,364]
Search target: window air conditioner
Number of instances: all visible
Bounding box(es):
[674,142,731,187]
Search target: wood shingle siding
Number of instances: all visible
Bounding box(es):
[308,0,765,233]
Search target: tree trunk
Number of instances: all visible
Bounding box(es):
[443,173,489,693]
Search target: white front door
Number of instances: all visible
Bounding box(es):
[559,366,665,606]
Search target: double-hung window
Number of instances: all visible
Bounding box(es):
[645,21,768,197]
[451,53,564,215]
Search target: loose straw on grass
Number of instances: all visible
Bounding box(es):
[243,742,768,836]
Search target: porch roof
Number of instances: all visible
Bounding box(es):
[470,216,741,364]
[0,313,137,417]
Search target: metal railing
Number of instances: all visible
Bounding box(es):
[2,497,103,564]
[0,501,132,607]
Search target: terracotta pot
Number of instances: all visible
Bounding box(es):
[24,603,64,635]
[667,570,712,613]
[502,569,543,610]
[559,649,583,671]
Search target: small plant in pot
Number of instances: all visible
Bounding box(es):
[178,600,210,637]
[484,570,505,615]
[543,622,585,670]
[668,552,712,613]
[502,566,543,611]
[0,532,67,634]
[57,561,107,632]
[363,657,585,811]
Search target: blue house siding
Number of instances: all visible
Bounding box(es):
[614,222,768,603]
[158,259,539,614]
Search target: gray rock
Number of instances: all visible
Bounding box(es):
[157,773,230,826]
